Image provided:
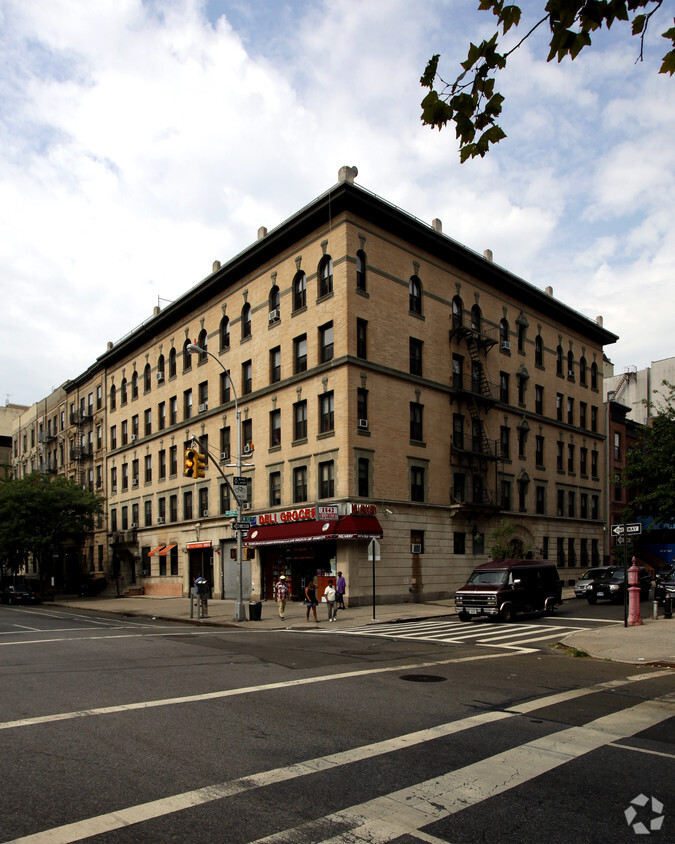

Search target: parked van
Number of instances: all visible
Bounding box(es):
[454,559,562,623]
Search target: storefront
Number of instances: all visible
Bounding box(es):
[244,504,382,601]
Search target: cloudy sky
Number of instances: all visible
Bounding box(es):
[2,0,673,407]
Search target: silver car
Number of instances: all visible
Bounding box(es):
[573,567,607,598]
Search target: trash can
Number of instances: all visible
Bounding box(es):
[248,601,262,621]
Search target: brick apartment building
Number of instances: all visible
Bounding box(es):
[12,167,617,603]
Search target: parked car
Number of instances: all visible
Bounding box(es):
[655,564,675,584]
[454,559,562,622]
[1,584,40,605]
[654,572,675,605]
[573,567,607,598]
[586,566,651,604]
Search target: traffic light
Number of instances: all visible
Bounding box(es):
[195,450,206,478]
[184,448,196,478]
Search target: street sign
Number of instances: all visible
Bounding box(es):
[233,476,247,485]
[611,523,642,536]
[224,510,238,518]
[232,522,251,531]
[368,538,381,561]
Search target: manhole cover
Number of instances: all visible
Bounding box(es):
[399,674,447,683]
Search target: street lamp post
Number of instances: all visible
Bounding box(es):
[187,344,247,621]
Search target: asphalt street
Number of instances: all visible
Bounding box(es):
[0,603,673,843]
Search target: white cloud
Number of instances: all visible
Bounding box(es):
[0,0,674,404]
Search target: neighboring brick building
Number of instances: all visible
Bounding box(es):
[12,168,618,602]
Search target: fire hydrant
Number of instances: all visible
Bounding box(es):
[627,558,643,626]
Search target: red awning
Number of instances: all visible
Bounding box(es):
[245,521,336,546]
[157,543,177,556]
[245,516,383,547]
[333,516,383,540]
[148,545,166,557]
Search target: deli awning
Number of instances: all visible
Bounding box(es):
[333,516,383,540]
[148,545,166,557]
[245,521,335,546]
[245,516,382,547]
[157,543,177,556]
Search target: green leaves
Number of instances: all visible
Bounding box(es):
[421,1,673,161]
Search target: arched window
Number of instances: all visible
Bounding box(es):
[143,363,151,393]
[409,276,422,314]
[157,354,165,381]
[220,316,230,351]
[499,319,510,349]
[197,329,208,362]
[591,361,598,390]
[535,335,543,366]
[168,348,177,378]
[579,356,587,385]
[567,350,574,379]
[452,296,463,329]
[121,378,127,405]
[356,250,366,291]
[110,384,116,410]
[183,339,192,371]
[131,371,139,399]
[318,256,333,298]
[293,271,306,312]
[471,305,481,334]
[269,285,280,314]
[241,303,251,339]
[556,345,564,376]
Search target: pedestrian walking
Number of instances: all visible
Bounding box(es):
[305,578,319,622]
[336,571,346,609]
[273,574,290,619]
[324,579,337,622]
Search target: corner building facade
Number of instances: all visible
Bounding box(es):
[87,170,617,603]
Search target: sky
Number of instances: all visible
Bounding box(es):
[1,0,673,407]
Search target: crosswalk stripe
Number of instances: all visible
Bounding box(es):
[249,695,675,844]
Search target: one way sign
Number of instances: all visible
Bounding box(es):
[611,523,642,536]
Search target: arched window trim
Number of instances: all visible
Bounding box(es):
[143,363,152,393]
[318,256,333,298]
[168,348,177,378]
[220,316,230,352]
[241,303,252,340]
[197,329,208,363]
[499,319,510,349]
[579,356,587,385]
[452,296,463,329]
[356,250,367,291]
[293,271,307,312]
[471,305,481,334]
[535,335,543,367]
[409,275,422,315]
[556,345,564,377]
[183,339,192,371]
[269,285,280,313]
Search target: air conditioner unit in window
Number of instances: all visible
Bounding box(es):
[157,517,165,524]
[202,510,209,518]
[220,450,230,462]
[411,543,422,554]
[156,372,164,383]
[242,503,251,511]
[500,341,511,351]
[198,403,208,413]
[243,443,253,455]
[358,418,369,429]
[268,309,279,323]
[132,478,139,487]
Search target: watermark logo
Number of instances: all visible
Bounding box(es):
[624,794,665,835]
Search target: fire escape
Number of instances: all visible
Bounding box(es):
[449,317,502,515]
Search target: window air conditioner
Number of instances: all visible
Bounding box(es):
[220,450,230,462]
[243,443,253,455]
[157,517,165,524]
[358,418,369,429]
[268,309,279,322]
[411,543,422,554]
[111,485,117,493]
[132,478,139,487]
[500,341,511,351]
[198,403,208,413]
[242,503,251,511]
[202,510,209,518]
[156,372,164,383]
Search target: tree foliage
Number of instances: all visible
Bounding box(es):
[488,518,534,559]
[0,473,103,578]
[421,1,675,161]
[622,381,675,528]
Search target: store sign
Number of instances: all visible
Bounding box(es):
[348,503,377,516]
[186,541,212,549]
[257,507,317,525]
[317,505,339,521]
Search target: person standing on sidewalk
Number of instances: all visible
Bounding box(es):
[273,574,290,619]
[336,571,346,609]
[305,578,319,622]
[324,579,337,622]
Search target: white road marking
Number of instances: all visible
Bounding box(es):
[6,672,670,844]
[251,695,675,844]
[0,630,219,648]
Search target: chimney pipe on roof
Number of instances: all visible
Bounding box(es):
[212,260,221,273]
[483,249,493,262]
[338,165,358,183]
[545,286,553,297]
[257,226,268,240]
[432,218,442,233]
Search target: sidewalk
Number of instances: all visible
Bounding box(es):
[52,591,675,668]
